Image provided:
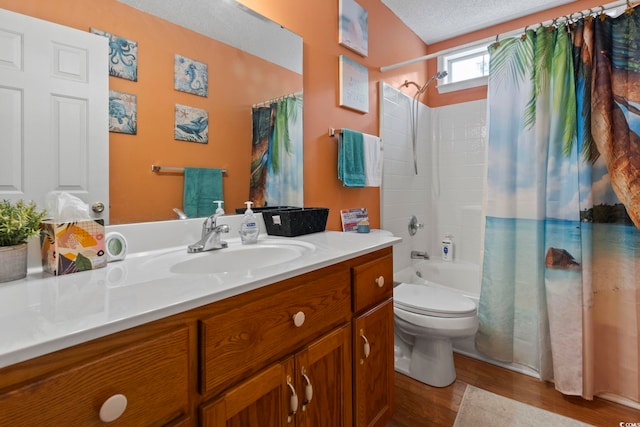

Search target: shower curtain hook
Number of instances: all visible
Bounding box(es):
[585,9,594,21]
[598,6,607,21]
[521,26,529,41]
[491,34,500,49]
[625,0,635,15]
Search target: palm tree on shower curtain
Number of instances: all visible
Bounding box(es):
[490,18,640,228]
[479,10,640,402]
[588,13,640,228]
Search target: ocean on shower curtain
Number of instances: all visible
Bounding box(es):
[249,93,303,207]
[478,11,640,403]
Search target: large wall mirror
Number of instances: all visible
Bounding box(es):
[0,0,303,224]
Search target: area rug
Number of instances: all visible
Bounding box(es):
[453,386,595,427]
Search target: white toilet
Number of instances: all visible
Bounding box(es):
[393,283,478,387]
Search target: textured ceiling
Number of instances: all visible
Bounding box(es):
[381,0,578,44]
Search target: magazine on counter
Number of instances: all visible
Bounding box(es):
[340,208,368,232]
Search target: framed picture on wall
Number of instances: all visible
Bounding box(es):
[174,104,208,143]
[339,55,368,113]
[90,28,138,81]
[338,0,368,57]
[174,54,208,97]
[108,90,137,134]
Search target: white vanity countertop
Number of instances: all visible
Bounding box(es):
[0,218,400,369]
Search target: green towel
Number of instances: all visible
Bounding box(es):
[338,128,365,187]
[183,168,224,218]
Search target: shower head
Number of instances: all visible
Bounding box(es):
[434,70,448,80]
[403,70,448,97]
[419,70,447,93]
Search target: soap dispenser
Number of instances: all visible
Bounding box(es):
[239,201,259,244]
[214,200,225,217]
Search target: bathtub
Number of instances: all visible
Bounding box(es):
[394,259,540,379]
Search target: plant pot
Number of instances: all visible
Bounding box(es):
[0,243,28,283]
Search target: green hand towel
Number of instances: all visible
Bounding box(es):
[338,128,365,187]
[183,168,224,218]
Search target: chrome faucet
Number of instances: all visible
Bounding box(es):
[411,250,430,260]
[187,215,229,253]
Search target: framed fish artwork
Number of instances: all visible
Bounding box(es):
[174,104,208,143]
[174,54,208,97]
[109,90,137,134]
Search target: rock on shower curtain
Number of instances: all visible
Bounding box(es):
[249,94,303,207]
[478,11,640,402]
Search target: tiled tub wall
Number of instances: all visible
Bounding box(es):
[381,83,487,274]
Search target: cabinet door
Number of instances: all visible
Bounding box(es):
[353,299,394,427]
[200,359,294,427]
[295,324,352,427]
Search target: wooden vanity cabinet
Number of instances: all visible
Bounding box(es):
[350,248,394,427]
[0,247,395,427]
[353,300,394,427]
[199,266,352,396]
[200,325,352,427]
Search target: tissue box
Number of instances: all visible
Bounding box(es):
[40,220,107,276]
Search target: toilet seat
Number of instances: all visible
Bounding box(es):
[394,283,476,318]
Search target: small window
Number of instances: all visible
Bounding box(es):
[437,43,490,93]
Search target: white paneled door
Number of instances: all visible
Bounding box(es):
[0,8,109,222]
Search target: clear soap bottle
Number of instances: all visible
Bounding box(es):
[239,201,259,244]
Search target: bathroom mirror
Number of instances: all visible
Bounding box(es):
[0,0,303,224]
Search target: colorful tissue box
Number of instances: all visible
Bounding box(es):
[40,220,107,276]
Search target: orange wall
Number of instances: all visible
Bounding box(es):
[0,0,301,224]
[3,0,608,229]
[240,0,430,230]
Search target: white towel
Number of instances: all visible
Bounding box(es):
[363,133,382,187]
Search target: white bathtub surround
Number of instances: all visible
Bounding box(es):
[380,83,487,275]
[380,83,431,274]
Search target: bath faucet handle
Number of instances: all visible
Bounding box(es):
[408,215,424,236]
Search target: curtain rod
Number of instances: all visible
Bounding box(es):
[252,91,302,108]
[379,0,631,73]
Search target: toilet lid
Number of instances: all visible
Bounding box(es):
[394,283,476,318]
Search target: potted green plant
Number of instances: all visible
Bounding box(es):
[0,199,47,283]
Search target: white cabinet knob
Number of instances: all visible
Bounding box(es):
[292,311,306,327]
[99,394,127,422]
[375,275,385,288]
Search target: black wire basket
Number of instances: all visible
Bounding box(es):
[261,207,329,237]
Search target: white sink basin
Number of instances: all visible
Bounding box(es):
[140,239,316,275]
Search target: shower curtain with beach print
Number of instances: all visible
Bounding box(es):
[478,12,640,402]
[249,93,303,207]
